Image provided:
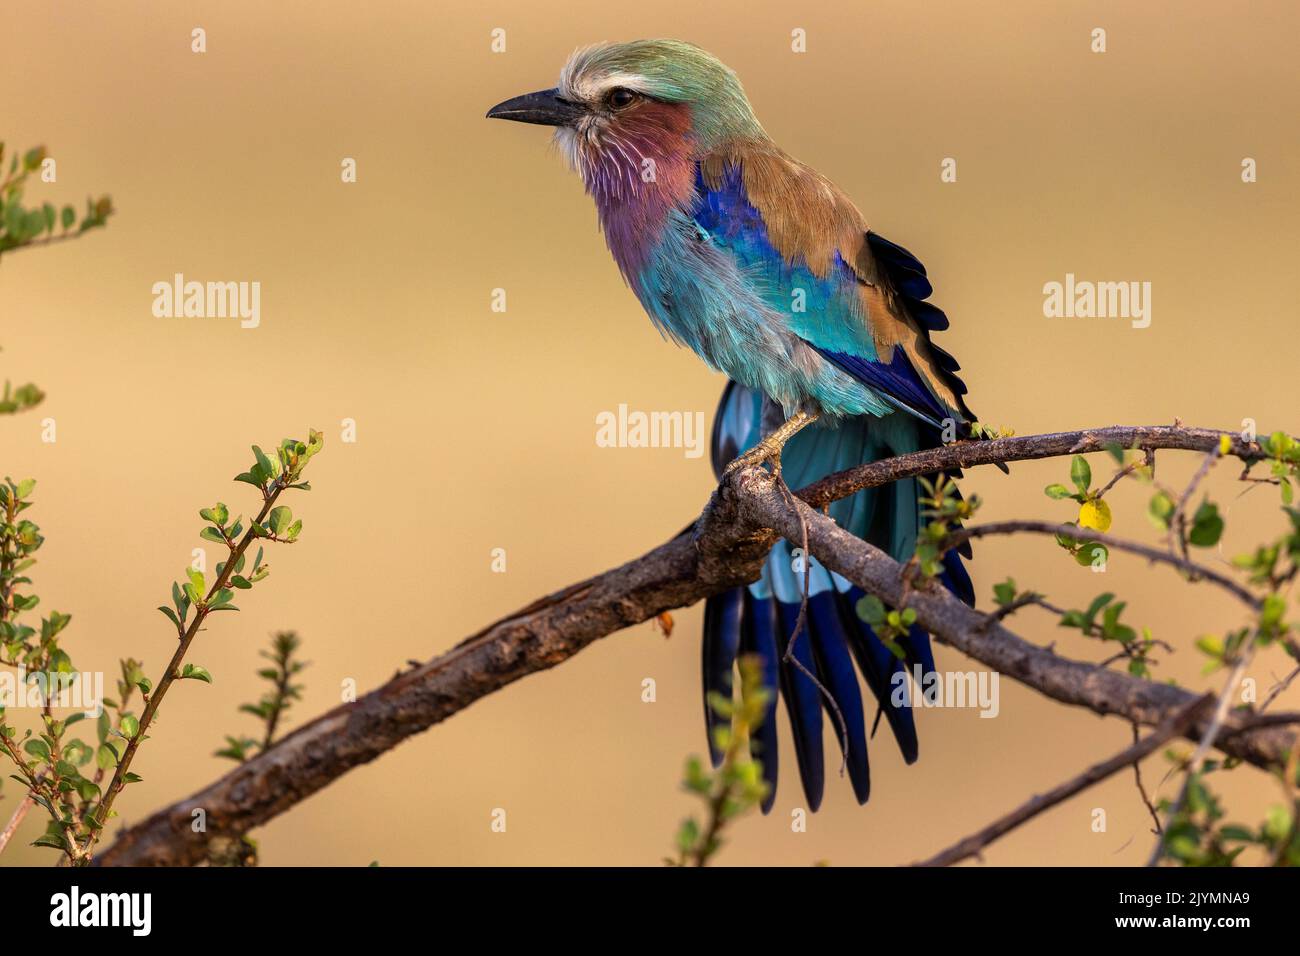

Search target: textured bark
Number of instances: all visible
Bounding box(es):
[97,424,1293,865]
[797,424,1260,509]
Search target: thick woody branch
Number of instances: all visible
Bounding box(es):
[98,424,1293,866]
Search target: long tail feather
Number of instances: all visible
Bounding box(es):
[702,380,976,810]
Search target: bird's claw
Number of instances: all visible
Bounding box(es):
[722,438,783,480]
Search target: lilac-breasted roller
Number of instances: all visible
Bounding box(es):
[488,40,978,811]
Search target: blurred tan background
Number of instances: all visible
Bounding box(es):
[1,0,1297,865]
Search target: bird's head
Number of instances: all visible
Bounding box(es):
[487,40,762,204]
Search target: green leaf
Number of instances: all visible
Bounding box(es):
[1084,592,1114,623]
[1070,456,1091,494]
[855,595,886,626]
[1261,593,1286,628]
[119,714,139,738]
[253,445,276,479]
[1044,483,1073,500]
[185,567,206,606]
[676,817,700,852]
[24,738,49,759]
[268,506,293,536]
[199,503,229,526]
[1218,825,1257,843]
[179,664,212,683]
[207,589,236,612]
[172,581,189,621]
[1148,491,1176,530]
[95,744,117,771]
[1196,635,1225,659]
[74,778,100,802]
[1267,431,1293,457]
[1188,501,1224,547]
[3,201,24,237]
[157,606,182,629]
[1075,542,1108,568]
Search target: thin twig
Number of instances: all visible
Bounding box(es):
[951,521,1261,612]
[1095,448,1155,499]
[1146,646,1258,866]
[1262,663,1300,713]
[0,771,44,857]
[773,474,849,776]
[1130,722,1163,834]
[915,695,1212,866]
[979,591,1042,629]
[0,230,96,257]
[1165,449,1220,564]
[86,480,290,861]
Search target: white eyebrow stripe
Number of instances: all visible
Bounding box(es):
[564,70,655,103]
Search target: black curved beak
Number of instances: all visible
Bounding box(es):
[486,88,584,127]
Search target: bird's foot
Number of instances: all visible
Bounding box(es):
[722,435,787,480]
[721,410,820,481]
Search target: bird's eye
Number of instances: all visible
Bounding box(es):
[606,88,639,110]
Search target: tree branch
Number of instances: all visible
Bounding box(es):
[913,694,1214,867]
[0,774,41,857]
[798,425,1262,508]
[97,424,1295,865]
[950,520,1261,611]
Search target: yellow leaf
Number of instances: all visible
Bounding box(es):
[1079,498,1112,532]
[1219,434,1232,455]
